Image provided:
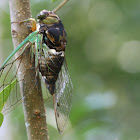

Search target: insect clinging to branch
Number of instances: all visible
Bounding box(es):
[0,0,73,133]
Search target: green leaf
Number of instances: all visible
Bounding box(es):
[0,79,16,112]
[0,113,3,127]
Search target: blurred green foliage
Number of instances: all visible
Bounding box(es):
[1,0,140,140]
[0,80,16,113]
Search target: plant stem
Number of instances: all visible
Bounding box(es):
[9,0,49,139]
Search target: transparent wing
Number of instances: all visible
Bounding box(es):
[54,59,73,133]
[0,53,24,114]
[0,47,51,115]
[0,52,35,114]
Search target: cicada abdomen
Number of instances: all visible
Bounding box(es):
[39,50,64,95]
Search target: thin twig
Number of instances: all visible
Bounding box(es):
[53,0,69,13]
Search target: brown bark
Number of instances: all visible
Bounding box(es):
[9,0,49,139]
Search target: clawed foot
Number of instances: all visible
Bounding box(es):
[11,18,37,32]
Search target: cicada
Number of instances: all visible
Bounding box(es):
[0,0,72,133]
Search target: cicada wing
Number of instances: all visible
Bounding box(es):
[54,59,73,133]
[0,54,23,114]
[0,50,37,114]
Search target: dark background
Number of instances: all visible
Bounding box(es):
[0,0,140,140]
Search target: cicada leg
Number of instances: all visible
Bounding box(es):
[11,18,37,32]
[0,30,38,70]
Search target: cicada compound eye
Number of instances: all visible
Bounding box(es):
[37,10,49,20]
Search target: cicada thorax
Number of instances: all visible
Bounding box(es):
[38,21,67,52]
[37,10,66,42]
[39,50,64,95]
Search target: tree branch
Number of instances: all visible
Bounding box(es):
[9,0,49,139]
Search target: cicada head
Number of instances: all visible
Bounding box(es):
[37,10,60,24]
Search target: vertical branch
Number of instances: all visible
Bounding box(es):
[9,0,49,139]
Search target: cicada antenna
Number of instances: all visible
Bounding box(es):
[53,0,69,13]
